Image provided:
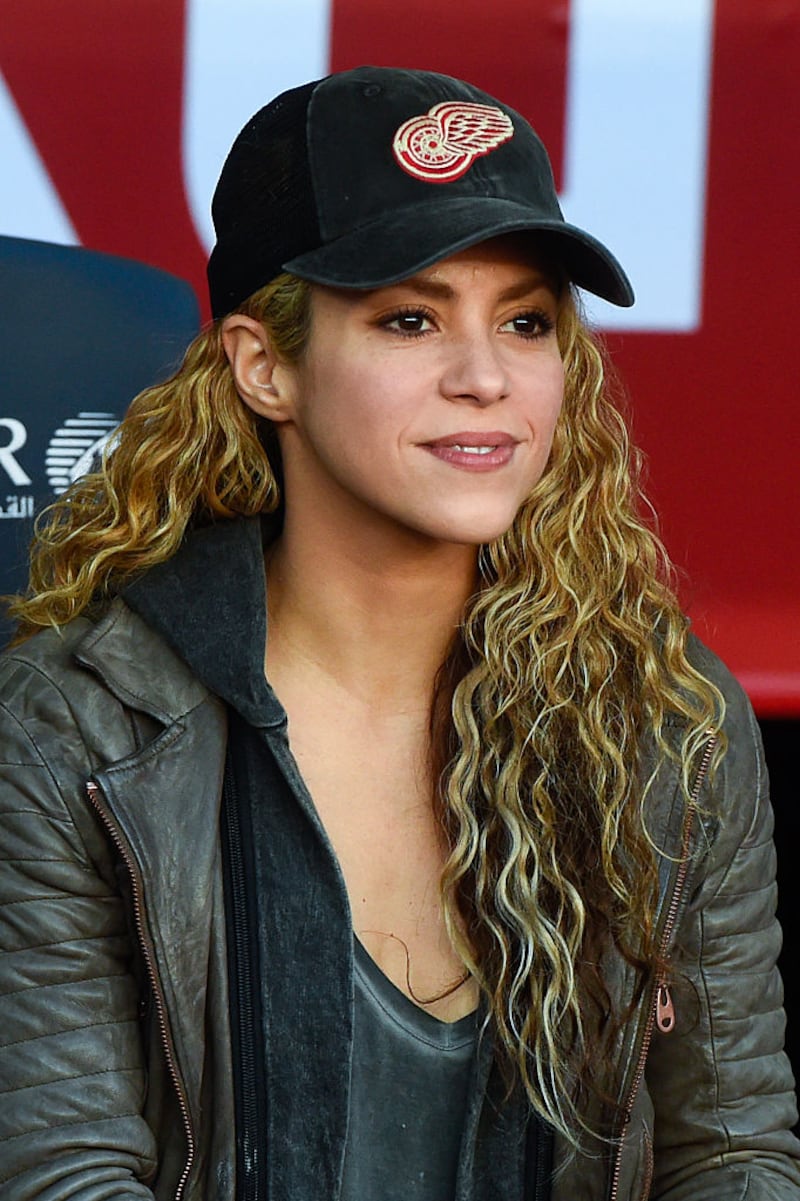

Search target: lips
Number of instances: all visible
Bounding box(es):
[422,431,518,470]
[425,430,516,448]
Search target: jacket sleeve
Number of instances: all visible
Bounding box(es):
[0,662,158,1200]
[647,666,800,1199]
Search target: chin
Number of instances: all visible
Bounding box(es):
[422,511,522,548]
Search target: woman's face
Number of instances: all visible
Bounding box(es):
[273,235,565,549]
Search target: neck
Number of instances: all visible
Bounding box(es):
[265,506,479,713]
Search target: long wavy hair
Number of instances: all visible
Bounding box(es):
[7,270,723,1144]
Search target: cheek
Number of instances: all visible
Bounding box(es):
[548,388,565,446]
[531,359,566,448]
[293,369,402,484]
[301,354,413,450]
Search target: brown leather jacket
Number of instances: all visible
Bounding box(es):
[1,577,799,1200]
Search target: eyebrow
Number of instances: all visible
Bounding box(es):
[381,272,554,303]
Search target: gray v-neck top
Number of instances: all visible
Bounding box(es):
[124,516,547,1201]
[340,938,477,1200]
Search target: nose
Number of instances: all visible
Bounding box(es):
[438,332,511,407]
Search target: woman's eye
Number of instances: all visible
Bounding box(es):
[382,309,434,335]
[501,310,555,338]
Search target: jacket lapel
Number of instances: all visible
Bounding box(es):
[76,598,229,1128]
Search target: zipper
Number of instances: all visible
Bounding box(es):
[525,1109,554,1200]
[607,734,717,1201]
[651,735,717,1034]
[86,780,195,1201]
[220,754,267,1201]
[640,1124,654,1200]
[655,984,675,1033]
[533,1117,554,1199]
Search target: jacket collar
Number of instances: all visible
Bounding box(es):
[77,516,285,728]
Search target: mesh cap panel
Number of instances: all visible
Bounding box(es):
[207,80,321,317]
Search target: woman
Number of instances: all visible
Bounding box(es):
[1,66,798,1201]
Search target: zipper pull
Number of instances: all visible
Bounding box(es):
[656,983,675,1033]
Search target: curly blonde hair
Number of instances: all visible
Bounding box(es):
[437,299,723,1138]
[6,270,723,1144]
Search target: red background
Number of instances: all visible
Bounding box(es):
[1,0,798,713]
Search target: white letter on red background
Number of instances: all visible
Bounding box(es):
[0,71,76,244]
[182,0,332,252]
[561,0,714,330]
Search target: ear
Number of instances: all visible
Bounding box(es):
[221,314,296,421]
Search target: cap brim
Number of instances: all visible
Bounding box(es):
[284,195,634,307]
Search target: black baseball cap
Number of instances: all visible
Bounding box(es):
[207,66,634,318]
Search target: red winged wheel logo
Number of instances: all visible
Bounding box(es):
[392,101,515,183]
